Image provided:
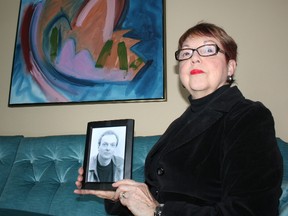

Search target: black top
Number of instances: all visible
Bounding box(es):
[189,84,230,112]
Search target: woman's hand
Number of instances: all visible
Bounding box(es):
[113,179,159,216]
[74,167,159,216]
[74,167,117,200]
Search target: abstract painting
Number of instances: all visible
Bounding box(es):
[9,0,165,105]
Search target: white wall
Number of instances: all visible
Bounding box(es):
[0,0,287,141]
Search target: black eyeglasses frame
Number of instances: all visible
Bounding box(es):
[175,44,226,61]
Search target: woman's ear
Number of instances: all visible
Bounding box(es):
[227,60,237,76]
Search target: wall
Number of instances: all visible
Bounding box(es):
[0,0,287,141]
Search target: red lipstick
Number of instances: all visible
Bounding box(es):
[190,69,204,75]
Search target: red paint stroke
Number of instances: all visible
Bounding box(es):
[21,4,35,73]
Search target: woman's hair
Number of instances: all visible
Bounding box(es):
[178,22,238,63]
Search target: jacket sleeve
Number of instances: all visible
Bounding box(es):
[162,103,283,216]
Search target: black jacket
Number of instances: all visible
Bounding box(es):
[145,86,283,215]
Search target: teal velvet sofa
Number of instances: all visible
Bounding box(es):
[0,135,287,216]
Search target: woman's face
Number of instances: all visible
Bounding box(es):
[178,36,236,99]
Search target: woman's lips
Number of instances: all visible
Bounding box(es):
[190,69,204,75]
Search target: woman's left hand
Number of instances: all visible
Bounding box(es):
[113,179,159,216]
[74,167,158,216]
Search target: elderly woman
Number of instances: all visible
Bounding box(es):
[75,22,283,216]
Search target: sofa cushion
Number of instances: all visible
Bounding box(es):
[132,135,160,182]
[0,135,107,216]
[278,138,288,182]
[278,138,288,215]
[0,208,52,216]
[0,136,23,195]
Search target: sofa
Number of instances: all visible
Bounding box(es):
[0,135,287,216]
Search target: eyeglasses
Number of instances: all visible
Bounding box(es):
[175,44,225,61]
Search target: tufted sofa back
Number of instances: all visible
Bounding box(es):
[0,135,159,216]
[0,135,287,215]
[278,138,288,215]
[0,135,103,215]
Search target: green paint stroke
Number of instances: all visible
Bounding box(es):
[117,41,128,71]
[50,27,59,62]
[96,40,113,68]
[130,57,143,70]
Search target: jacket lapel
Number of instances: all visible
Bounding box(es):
[148,86,244,156]
[164,108,223,154]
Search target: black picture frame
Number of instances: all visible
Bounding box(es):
[82,119,134,190]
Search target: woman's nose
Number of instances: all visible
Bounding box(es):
[190,51,201,63]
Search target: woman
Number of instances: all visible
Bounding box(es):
[75,22,283,216]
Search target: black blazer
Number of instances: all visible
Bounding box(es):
[145,86,283,216]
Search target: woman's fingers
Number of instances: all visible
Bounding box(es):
[78,167,84,175]
[112,179,139,187]
[114,182,158,216]
[74,189,117,201]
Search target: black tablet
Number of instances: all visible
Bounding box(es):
[82,119,134,190]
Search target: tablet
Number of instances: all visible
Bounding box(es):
[82,119,134,190]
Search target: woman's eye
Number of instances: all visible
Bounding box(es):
[207,48,214,53]
[204,46,215,54]
[181,51,191,57]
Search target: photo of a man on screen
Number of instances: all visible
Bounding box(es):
[88,130,124,182]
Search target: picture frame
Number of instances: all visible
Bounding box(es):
[82,119,134,190]
[9,0,166,106]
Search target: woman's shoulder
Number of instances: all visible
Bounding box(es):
[223,98,275,138]
[229,98,273,120]
[223,98,277,151]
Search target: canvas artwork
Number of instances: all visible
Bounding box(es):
[9,0,165,105]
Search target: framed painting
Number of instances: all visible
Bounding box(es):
[9,0,166,106]
[82,119,134,190]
